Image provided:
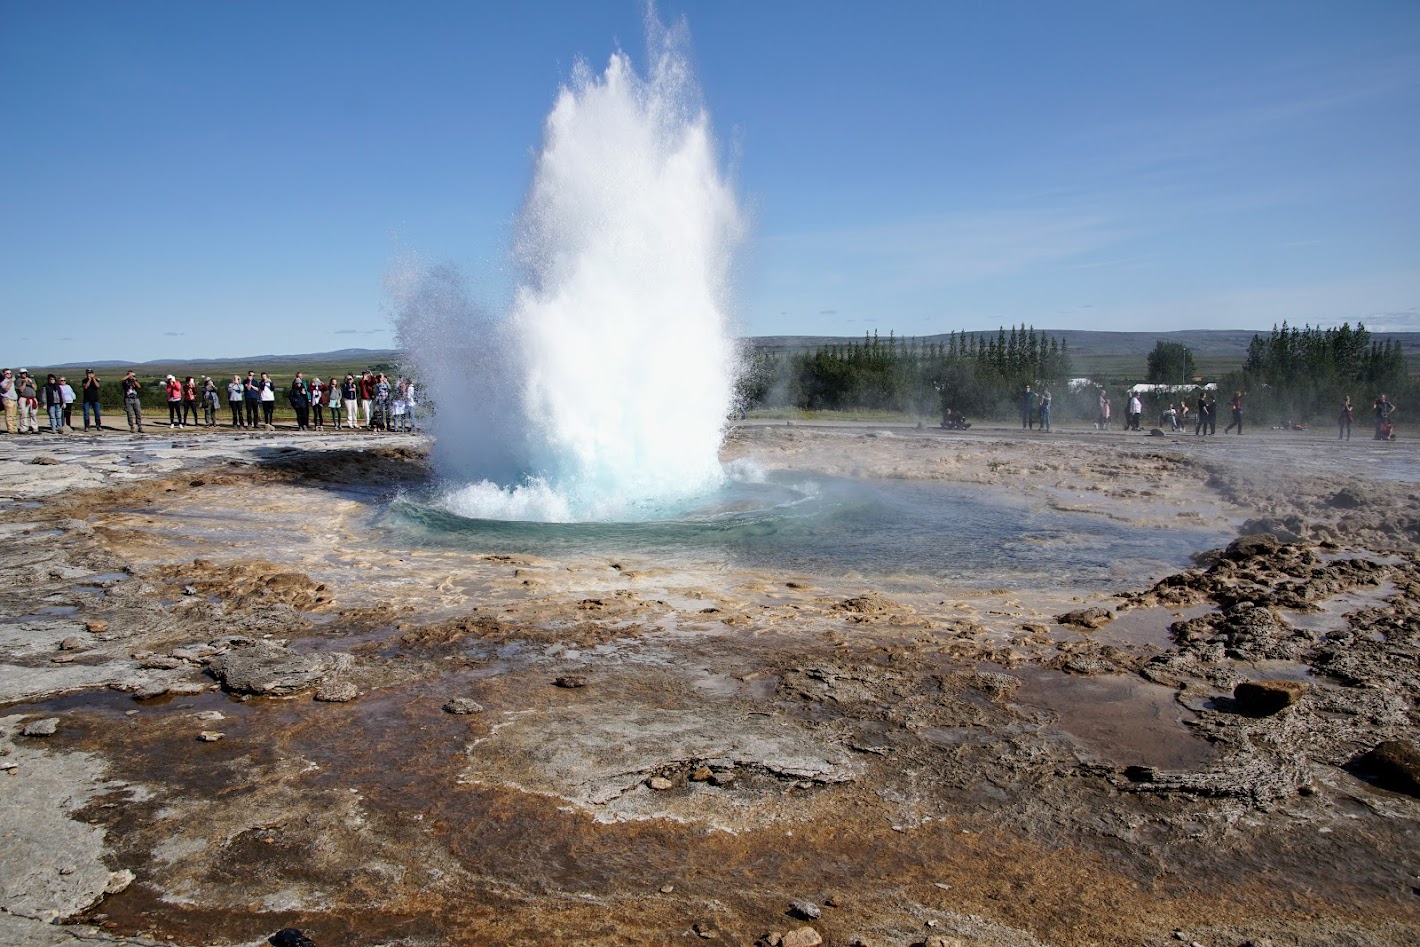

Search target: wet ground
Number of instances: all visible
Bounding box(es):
[1,423,1418,946]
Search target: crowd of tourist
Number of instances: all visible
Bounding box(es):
[0,366,421,436]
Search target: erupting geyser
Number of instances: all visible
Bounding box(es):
[395,16,745,522]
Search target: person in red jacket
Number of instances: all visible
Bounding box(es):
[357,371,377,429]
[165,375,183,428]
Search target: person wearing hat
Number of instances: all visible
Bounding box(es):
[121,370,145,433]
[17,370,39,433]
[1,368,17,435]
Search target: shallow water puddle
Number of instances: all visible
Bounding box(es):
[1008,668,1214,771]
[1083,603,1214,650]
[1280,580,1397,635]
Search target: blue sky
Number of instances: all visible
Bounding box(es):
[2,1,1418,366]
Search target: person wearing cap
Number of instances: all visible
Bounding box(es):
[1,368,17,435]
[17,370,39,433]
[82,369,103,431]
[121,370,145,432]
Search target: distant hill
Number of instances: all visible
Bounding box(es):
[48,348,402,371]
[749,329,1420,358]
[33,330,1420,375]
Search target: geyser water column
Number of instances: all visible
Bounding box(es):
[397,19,744,523]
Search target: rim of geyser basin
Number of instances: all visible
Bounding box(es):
[383,473,819,533]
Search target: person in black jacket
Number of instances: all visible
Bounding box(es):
[289,372,310,430]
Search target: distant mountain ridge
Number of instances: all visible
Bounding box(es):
[749,328,1420,358]
[47,348,402,370]
[35,330,1420,371]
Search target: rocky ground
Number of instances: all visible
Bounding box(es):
[0,423,1417,947]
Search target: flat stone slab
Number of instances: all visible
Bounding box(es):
[463,700,856,825]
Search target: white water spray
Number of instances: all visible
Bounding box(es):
[395,17,743,523]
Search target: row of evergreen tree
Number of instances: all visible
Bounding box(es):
[737,322,1412,426]
[1226,322,1410,424]
[738,326,1073,418]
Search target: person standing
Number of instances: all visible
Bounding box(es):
[228,374,245,427]
[202,378,219,427]
[121,370,144,432]
[373,373,392,431]
[405,380,418,432]
[1338,396,1353,441]
[310,377,325,429]
[259,372,276,426]
[327,378,343,429]
[1373,394,1395,440]
[1038,389,1052,433]
[58,376,76,429]
[289,372,310,430]
[82,369,103,431]
[358,371,376,428]
[1,368,18,435]
[343,374,360,429]
[42,373,65,433]
[164,375,182,428]
[17,371,40,433]
[1224,390,1244,435]
[391,379,408,432]
[1020,385,1036,430]
[1127,391,1142,431]
[181,377,199,427]
[243,371,261,427]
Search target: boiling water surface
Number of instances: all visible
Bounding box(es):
[384,473,1227,589]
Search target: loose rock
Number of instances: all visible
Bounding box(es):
[789,900,821,920]
[1234,680,1307,716]
[1352,740,1420,798]
[314,680,358,703]
[21,718,59,737]
[648,776,673,791]
[443,697,484,715]
[198,731,225,743]
[1056,606,1112,629]
[781,928,823,947]
[553,675,587,688]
